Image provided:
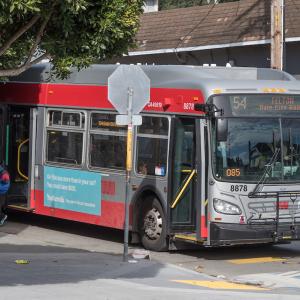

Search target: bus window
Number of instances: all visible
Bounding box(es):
[51,111,62,126]
[138,116,169,135]
[62,112,81,127]
[89,113,126,170]
[91,113,126,132]
[136,116,169,176]
[47,131,83,165]
[48,110,85,128]
[46,109,86,166]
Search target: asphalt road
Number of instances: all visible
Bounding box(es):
[0,211,300,299]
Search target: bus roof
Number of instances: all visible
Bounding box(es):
[8,63,300,99]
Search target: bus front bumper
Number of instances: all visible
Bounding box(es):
[210,222,300,246]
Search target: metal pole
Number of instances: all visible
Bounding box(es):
[275,193,279,241]
[123,87,133,262]
[271,0,283,70]
[281,0,286,71]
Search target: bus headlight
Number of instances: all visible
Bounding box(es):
[213,199,242,215]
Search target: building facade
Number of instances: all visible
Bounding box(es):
[110,0,300,78]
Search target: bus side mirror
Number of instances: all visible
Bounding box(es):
[194,103,223,117]
[216,118,228,142]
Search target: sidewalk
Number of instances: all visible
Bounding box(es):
[233,271,300,289]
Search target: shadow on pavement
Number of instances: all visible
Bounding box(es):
[7,211,125,244]
[6,211,300,263]
[0,243,163,286]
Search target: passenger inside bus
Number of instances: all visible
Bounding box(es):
[138,162,148,175]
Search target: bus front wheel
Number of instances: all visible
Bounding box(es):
[139,197,168,251]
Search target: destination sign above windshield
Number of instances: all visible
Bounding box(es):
[230,95,300,116]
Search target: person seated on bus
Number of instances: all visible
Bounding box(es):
[138,162,148,175]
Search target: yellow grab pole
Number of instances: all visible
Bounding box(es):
[126,126,133,171]
[171,169,196,209]
[17,138,29,181]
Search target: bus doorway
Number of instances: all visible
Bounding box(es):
[170,118,197,232]
[169,118,208,245]
[5,106,33,210]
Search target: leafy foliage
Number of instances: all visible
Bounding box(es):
[159,0,239,10]
[0,0,144,78]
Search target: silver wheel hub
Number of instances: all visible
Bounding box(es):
[143,208,163,240]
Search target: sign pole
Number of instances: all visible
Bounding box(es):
[108,65,150,262]
[123,87,133,262]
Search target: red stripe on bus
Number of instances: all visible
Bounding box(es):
[33,190,125,229]
[0,83,204,114]
[30,189,36,208]
[201,216,208,238]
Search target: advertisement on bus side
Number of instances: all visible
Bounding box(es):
[44,166,101,215]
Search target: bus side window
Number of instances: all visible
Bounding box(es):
[136,116,169,176]
[46,109,85,166]
[47,130,83,165]
[89,113,126,170]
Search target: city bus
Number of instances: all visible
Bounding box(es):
[0,63,300,251]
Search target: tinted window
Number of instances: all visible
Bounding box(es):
[47,130,83,165]
[136,116,169,176]
[89,113,126,170]
[48,110,85,128]
[138,116,168,135]
[90,134,126,169]
[46,109,85,166]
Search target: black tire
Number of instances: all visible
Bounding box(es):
[139,197,168,251]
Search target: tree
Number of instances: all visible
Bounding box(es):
[159,0,239,10]
[0,0,143,78]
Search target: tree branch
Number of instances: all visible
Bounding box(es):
[0,15,40,56]
[25,9,54,65]
[0,3,58,78]
[0,52,49,77]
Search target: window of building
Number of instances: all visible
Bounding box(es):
[136,116,169,176]
[46,109,86,166]
[89,113,127,170]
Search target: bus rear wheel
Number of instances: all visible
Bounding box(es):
[139,197,167,251]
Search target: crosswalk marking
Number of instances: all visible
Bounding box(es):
[227,256,286,264]
[172,280,268,290]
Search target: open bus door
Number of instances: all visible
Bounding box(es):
[4,105,36,211]
[169,117,208,247]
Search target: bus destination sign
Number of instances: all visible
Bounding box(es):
[230,95,300,116]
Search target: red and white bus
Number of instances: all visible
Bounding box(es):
[0,63,300,251]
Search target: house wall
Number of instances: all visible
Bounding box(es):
[286,42,300,76]
[108,42,300,77]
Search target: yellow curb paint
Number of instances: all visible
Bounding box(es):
[172,280,268,291]
[227,257,286,265]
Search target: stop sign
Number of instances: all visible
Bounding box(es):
[108,65,150,115]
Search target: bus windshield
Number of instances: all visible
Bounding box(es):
[213,118,300,183]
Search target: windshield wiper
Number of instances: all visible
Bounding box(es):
[249,147,281,197]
